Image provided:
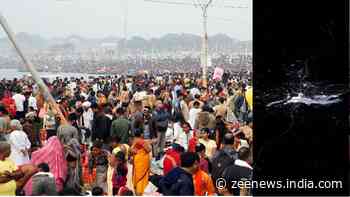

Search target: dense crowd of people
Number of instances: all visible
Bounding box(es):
[0,70,252,196]
[0,54,252,74]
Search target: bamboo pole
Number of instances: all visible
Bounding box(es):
[0,12,67,124]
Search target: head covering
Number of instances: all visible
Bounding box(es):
[10,119,22,130]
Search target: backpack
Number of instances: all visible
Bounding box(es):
[211,150,237,184]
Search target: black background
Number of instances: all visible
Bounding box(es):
[253,0,349,195]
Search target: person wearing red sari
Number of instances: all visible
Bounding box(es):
[1,91,16,118]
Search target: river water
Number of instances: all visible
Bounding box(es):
[0,68,99,80]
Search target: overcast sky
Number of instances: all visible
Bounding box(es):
[1,0,252,40]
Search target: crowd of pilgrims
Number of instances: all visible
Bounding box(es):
[0,71,253,196]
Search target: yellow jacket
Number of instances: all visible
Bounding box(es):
[245,87,253,111]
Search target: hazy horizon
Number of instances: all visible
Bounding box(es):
[0,31,252,42]
[1,0,252,41]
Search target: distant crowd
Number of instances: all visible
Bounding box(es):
[0,54,251,74]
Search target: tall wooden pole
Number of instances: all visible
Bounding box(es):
[0,12,67,124]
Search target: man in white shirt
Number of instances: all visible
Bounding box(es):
[173,122,193,151]
[28,94,37,111]
[8,120,31,166]
[12,91,26,119]
[81,101,94,131]
[188,101,201,129]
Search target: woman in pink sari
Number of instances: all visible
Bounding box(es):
[23,136,68,195]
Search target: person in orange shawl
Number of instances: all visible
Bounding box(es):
[192,151,215,196]
[130,128,151,196]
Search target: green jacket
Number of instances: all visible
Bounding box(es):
[110,117,130,144]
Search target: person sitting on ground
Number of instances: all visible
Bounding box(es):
[31,162,57,196]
